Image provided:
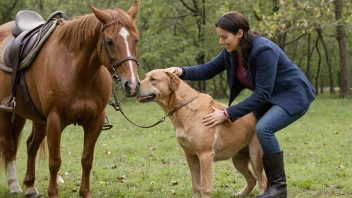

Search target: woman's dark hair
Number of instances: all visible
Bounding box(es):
[215,11,260,66]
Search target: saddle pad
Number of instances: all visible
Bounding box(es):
[0,19,58,73]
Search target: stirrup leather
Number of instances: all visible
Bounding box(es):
[0,97,16,112]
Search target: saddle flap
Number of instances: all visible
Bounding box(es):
[12,10,44,37]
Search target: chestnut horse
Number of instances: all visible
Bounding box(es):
[0,1,140,198]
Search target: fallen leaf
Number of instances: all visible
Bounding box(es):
[57,175,65,184]
[148,145,157,150]
[170,181,178,185]
[338,164,344,169]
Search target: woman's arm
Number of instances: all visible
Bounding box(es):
[182,49,227,81]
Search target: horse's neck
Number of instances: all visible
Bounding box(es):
[57,18,102,81]
[72,37,103,84]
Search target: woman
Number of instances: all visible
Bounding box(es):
[166,11,315,198]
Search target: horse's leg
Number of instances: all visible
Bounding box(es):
[80,113,105,198]
[8,114,26,194]
[0,112,26,194]
[23,122,46,197]
[46,113,64,198]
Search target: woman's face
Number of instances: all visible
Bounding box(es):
[216,27,243,52]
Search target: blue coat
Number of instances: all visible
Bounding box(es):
[182,36,315,122]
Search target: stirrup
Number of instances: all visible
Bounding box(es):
[0,97,16,112]
[102,115,113,130]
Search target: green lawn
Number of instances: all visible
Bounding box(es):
[0,94,351,198]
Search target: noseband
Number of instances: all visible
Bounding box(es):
[100,21,139,82]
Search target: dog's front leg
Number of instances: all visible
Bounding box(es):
[185,152,201,198]
[199,152,214,198]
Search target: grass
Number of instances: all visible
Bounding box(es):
[0,94,351,198]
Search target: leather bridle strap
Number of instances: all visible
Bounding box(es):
[99,21,139,82]
[108,82,198,128]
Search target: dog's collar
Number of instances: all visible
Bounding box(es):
[167,96,198,117]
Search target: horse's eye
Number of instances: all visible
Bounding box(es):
[105,39,113,45]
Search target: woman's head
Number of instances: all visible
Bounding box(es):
[215,12,258,64]
[215,12,250,36]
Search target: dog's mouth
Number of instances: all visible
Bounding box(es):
[136,94,156,103]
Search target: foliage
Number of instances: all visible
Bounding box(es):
[0,0,351,97]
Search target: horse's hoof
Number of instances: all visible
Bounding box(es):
[25,187,40,198]
[9,184,23,194]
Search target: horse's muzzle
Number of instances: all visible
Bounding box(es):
[124,80,140,97]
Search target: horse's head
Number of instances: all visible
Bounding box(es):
[91,2,140,97]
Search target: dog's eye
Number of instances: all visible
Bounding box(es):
[150,77,157,82]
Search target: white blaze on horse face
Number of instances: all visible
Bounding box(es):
[119,27,139,85]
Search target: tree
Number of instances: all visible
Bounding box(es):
[334,0,351,97]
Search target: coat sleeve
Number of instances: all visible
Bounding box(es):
[181,50,227,81]
[227,48,278,122]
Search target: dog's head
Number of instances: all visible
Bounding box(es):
[136,69,180,103]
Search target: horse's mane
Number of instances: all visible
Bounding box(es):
[57,8,139,52]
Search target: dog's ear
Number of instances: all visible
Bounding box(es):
[166,71,180,92]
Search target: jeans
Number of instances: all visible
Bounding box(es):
[254,104,310,154]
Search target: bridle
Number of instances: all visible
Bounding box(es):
[100,20,139,83]
[98,20,197,130]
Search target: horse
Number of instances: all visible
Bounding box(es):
[0,1,140,197]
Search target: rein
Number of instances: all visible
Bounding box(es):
[108,81,198,128]
[99,21,198,129]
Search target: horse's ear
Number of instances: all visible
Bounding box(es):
[90,5,110,24]
[166,71,180,92]
[127,1,138,20]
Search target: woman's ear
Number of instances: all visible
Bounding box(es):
[166,71,180,92]
[237,29,244,39]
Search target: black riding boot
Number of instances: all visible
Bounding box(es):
[256,151,287,198]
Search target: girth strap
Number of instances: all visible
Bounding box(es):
[19,73,46,123]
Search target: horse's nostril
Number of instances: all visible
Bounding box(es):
[124,81,131,91]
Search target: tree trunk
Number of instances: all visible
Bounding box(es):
[306,33,311,80]
[179,0,206,93]
[314,36,322,95]
[316,28,335,94]
[334,0,351,97]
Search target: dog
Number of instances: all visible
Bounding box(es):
[136,69,267,197]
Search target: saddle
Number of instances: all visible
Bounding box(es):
[0,10,68,119]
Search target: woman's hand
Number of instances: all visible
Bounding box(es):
[203,107,228,128]
[165,67,183,76]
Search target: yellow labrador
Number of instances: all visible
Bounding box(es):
[137,69,266,197]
